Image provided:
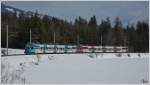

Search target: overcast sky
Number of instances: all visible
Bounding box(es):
[3,1,149,26]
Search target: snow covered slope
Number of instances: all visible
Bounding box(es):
[1,49,149,84]
[1,48,24,55]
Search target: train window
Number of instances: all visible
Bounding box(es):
[89,48,92,51]
[98,48,101,50]
[107,48,111,51]
[116,49,121,51]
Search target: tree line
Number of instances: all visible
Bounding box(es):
[1,11,149,52]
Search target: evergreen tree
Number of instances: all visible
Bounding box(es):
[88,16,98,45]
[114,17,125,46]
[98,17,111,45]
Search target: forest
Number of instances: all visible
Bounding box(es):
[1,10,149,52]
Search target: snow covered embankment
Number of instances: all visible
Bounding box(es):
[1,52,149,84]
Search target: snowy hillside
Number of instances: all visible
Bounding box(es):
[1,49,149,84]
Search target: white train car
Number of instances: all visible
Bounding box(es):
[79,46,128,53]
[34,44,77,53]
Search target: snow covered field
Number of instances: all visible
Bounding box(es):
[1,49,149,84]
[1,48,24,55]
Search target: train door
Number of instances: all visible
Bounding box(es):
[64,43,68,53]
[91,46,95,53]
[113,46,117,52]
[53,43,58,53]
[43,43,48,53]
[102,45,106,52]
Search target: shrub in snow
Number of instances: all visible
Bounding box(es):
[48,56,54,60]
[88,54,95,58]
[1,62,26,84]
[1,63,9,83]
[34,62,39,65]
[141,79,148,84]
[99,53,104,58]
[88,54,92,58]
[36,54,41,62]
[31,55,40,65]
[2,49,6,55]
[95,53,98,58]
[138,53,141,57]
[127,53,130,57]
[116,53,122,57]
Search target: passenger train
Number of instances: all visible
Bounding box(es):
[24,42,128,54]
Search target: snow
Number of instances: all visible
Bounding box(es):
[1,48,149,84]
[25,54,148,84]
[6,8,14,13]
[1,48,24,55]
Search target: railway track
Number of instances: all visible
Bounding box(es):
[1,52,128,57]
